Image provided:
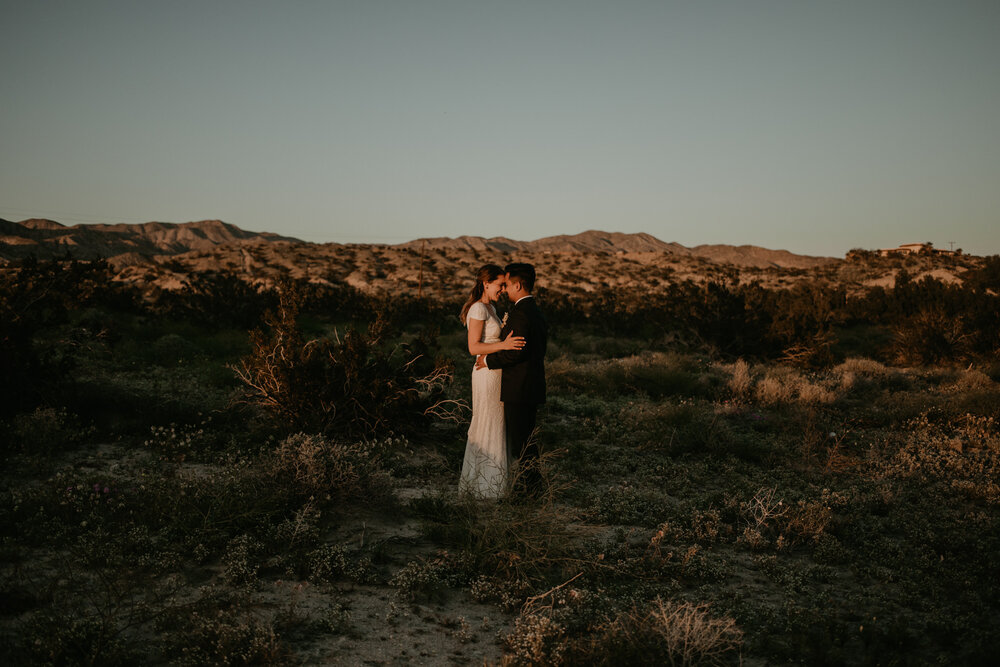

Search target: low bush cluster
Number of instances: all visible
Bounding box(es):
[504,592,742,666]
[232,283,452,438]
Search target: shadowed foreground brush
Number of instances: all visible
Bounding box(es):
[503,595,742,666]
[231,283,453,437]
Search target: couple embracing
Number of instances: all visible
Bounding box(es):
[458,263,547,500]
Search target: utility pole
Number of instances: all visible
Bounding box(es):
[948,241,955,252]
[418,239,425,299]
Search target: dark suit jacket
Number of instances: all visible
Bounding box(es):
[485,296,547,404]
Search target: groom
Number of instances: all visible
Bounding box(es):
[479,263,548,496]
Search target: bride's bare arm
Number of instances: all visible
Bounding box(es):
[467,320,524,355]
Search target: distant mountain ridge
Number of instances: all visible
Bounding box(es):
[401,229,834,268]
[0,219,835,269]
[0,218,302,261]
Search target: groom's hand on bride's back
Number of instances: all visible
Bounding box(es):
[502,331,526,351]
[486,310,530,369]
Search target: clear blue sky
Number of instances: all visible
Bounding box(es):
[2,0,997,256]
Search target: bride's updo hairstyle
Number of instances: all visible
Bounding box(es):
[460,264,504,325]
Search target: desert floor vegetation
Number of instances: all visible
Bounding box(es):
[2,255,999,664]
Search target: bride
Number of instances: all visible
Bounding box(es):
[458,264,524,498]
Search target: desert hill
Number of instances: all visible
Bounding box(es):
[0,218,302,261]
[400,230,831,269]
[689,244,834,269]
[5,216,977,298]
[1,219,835,269]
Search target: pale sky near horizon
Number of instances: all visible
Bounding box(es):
[2,1,998,257]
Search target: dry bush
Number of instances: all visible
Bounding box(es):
[796,381,836,405]
[833,357,888,377]
[870,412,1000,503]
[601,400,724,453]
[419,450,587,594]
[753,367,835,406]
[271,433,385,499]
[503,597,742,666]
[504,610,568,665]
[737,488,788,550]
[463,472,583,585]
[641,599,743,666]
[892,308,970,365]
[159,607,286,665]
[232,283,452,437]
[778,499,833,549]
[948,368,995,392]
[753,369,798,405]
[550,352,709,400]
[725,359,753,399]
[833,357,888,392]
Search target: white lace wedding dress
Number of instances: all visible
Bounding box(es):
[459,301,509,498]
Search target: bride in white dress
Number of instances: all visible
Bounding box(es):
[458,264,525,498]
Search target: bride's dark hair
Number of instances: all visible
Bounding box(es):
[460,264,504,325]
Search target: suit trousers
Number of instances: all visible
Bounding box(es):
[504,402,540,493]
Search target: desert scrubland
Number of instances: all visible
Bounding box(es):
[2,223,999,664]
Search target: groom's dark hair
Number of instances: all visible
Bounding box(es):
[505,263,536,293]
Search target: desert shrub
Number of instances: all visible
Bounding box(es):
[294,280,375,322]
[148,332,204,364]
[504,609,569,665]
[270,432,391,501]
[5,406,94,455]
[891,307,970,365]
[947,368,995,392]
[222,534,266,587]
[965,254,1000,293]
[232,283,452,437]
[833,357,887,378]
[683,280,773,358]
[550,353,712,400]
[598,400,721,453]
[158,605,286,665]
[870,411,1000,503]
[725,359,753,399]
[143,420,212,462]
[737,488,789,550]
[13,608,137,666]
[831,323,893,361]
[412,457,583,589]
[649,506,730,547]
[753,368,835,406]
[755,283,840,367]
[846,248,879,263]
[388,554,467,602]
[796,381,836,405]
[153,271,276,328]
[594,484,669,526]
[778,499,833,549]
[306,543,378,585]
[753,369,798,405]
[503,596,742,666]
[68,363,233,432]
[0,257,104,414]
